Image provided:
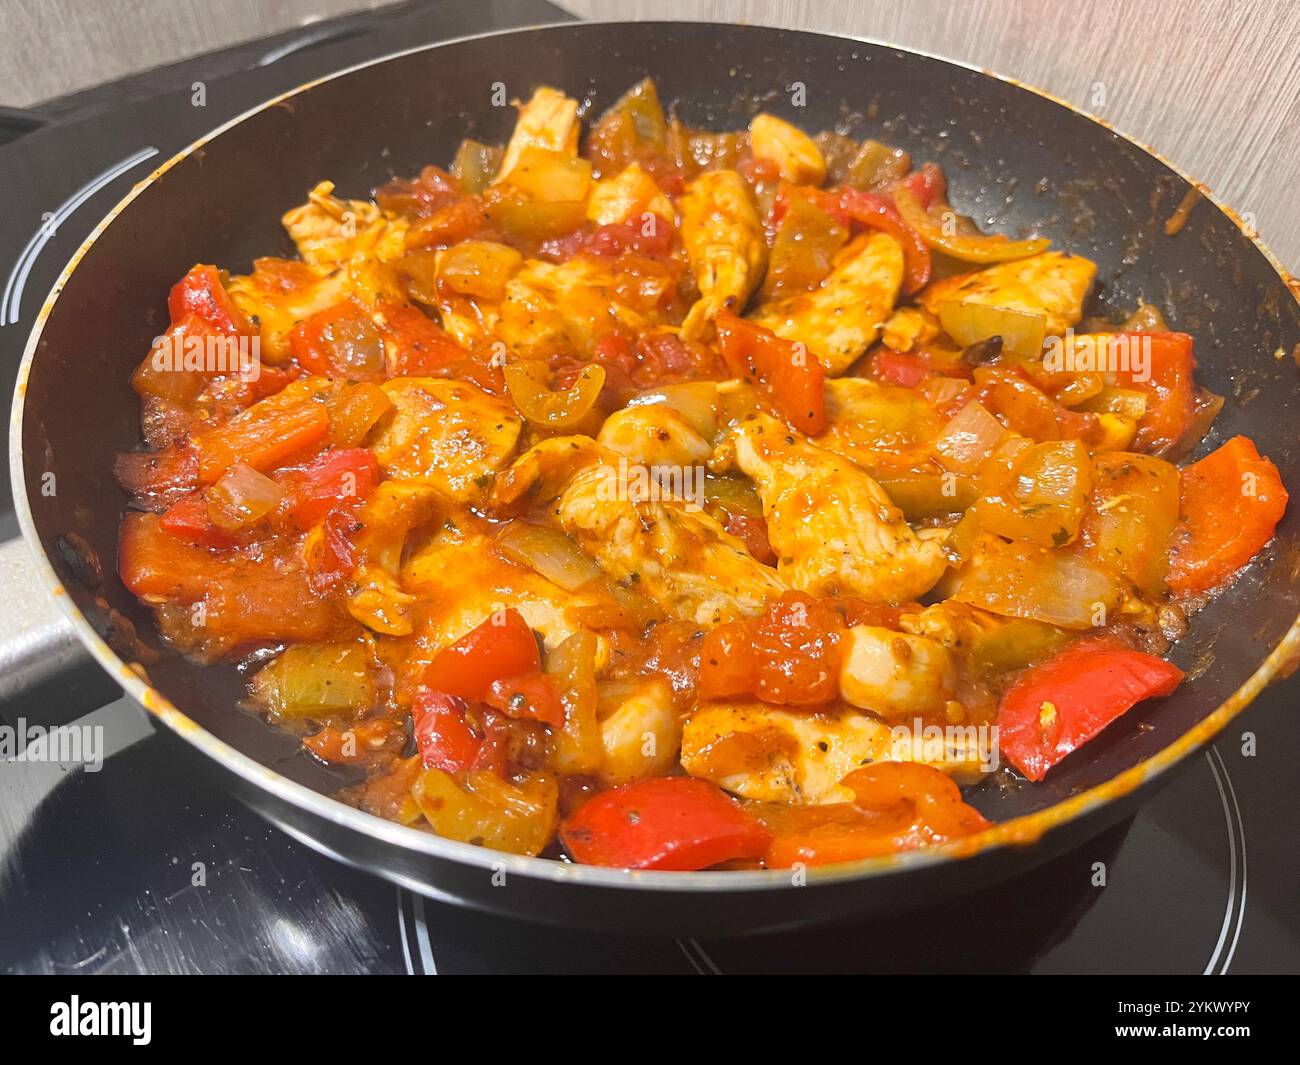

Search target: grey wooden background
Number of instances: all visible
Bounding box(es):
[1,0,1296,266]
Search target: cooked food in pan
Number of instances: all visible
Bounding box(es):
[114,80,1288,870]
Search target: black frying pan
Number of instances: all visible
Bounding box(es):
[6,22,1300,936]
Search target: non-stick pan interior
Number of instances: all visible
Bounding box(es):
[19,22,1300,822]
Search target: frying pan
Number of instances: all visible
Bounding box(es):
[5,21,1300,937]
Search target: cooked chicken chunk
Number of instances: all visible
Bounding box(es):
[587,162,675,226]
[750,231,904,374]
[726,413,948,603]
[838,625,957,720]
[748,113,826,185]
[343,480,441,636]
[492,434,604,509]
[678,170,767,340]
[556,458,787,625]
[403,531,609,658]
[371,378,522,502]
[681,699,990,803]
[919,250,1097,335]
[597,678,681,785]
[496,87,580,180]
[497,256,662,359]
[282,181,408,267]
[595,403,712,467]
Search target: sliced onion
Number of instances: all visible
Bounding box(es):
[937,299,1048,358]
[894,186,1051,264]
[495,521,602,592]
[207,463,284,530]
[627,381,721,440]
[951,540,1124,630]
[1081,386,1149,419]
[934,400,1005,473]
[919,375,968,407]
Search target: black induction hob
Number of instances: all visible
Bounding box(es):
[1,1,1297,976]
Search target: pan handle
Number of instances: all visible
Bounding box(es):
[0,536,119,716]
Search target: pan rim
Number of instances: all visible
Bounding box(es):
[9,18,1300,895]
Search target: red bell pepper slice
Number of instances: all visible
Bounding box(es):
[997,640,1185,781]
[168,264,249,335]
[286,448,380,529]
[837,187,932,294]
[484,671,566,729]
[158,492,237,549]
[560,777,773,870]
[411,689,482,772]
[1112,332,1195,454]
[195,388,330,483]
[1169,435,1288,593]
[423,609,542,702]
[715,310,826,435]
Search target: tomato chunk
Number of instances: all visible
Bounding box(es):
[560,777,772,870]
[285,448,380,529]
[423,609,542,702]
[290,299,386,381]
[698,591,845,707]
[715,311,826,435]
[997,640,1185,781]
[412,689,482,773]
[1169,435,1288,593]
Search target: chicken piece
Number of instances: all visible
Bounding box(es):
[838,625,957,720]
[749,231,904,375]
[595,403,712,468]
[678,170,767,341]
[342,480,441,636]
[880,306,942,353]
[748,113,826,185]
[681,700,892,804]
[370,378,522,503]
[919,250,1097,336]
[726,413,948,603]
[496,86,580,181]
[492,434,604,509]
[597,678,681,785]
[587,162,675,226]
[403,530,609,654]
[497,256,662,359]
[282,181,408,268]
[681,699,992,803]
[556,458,787,625]
[817,377,948,477]
[228,254,405,362]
